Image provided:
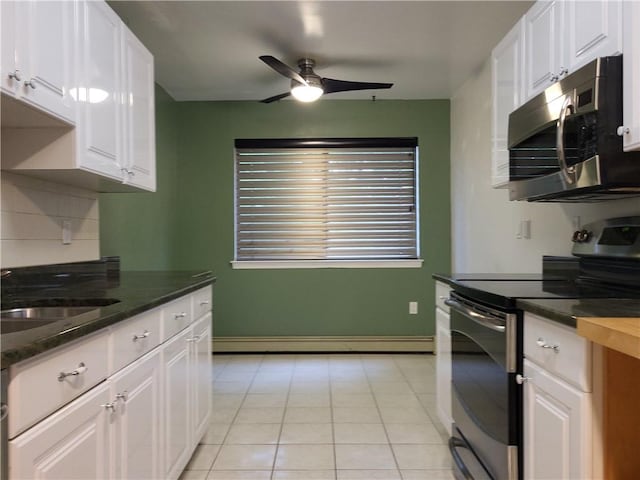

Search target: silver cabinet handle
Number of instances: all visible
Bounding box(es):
[58,362,87,381]
[174,312,187,319]
[199,300,210,306]
[558,67,568,77]
[186,334,202,343]
[24,78,36,89]
[8,70,21,82]
[536,337,559,352]
[556,95,576,185]
[617,126,630,136]
[100,402,116,412]
[132,330,150,342]
[115,391,128,403]
[550,74,559,83]
[516,374,530,384]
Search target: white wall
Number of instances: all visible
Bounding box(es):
[1,172,100,268]
[450,60,640,273]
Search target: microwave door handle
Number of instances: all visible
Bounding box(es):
[556,95,576,185]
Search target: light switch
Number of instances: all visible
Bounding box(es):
[62,220,72,244]
[409,301,418,314]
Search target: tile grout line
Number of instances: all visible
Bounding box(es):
[208,354,266,476]
[269,355,296,480]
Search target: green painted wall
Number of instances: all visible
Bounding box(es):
[100,85,179,270]
[101,97,451,337]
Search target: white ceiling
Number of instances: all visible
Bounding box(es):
[109,1,532,102]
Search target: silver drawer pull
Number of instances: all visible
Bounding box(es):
[174,312,187,319]
[516,374,530,384]
[132,330,150,342]
[199,301,210,306]
[115,391,128,403]
[101,402,116,412]
[8,70,21,82]
[58,362,87,381]
[186,334,202,343]
[536,337,559,352]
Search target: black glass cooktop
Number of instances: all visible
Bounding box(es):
[453,279,640,310]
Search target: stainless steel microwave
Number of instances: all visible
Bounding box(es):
[508,56,640,202]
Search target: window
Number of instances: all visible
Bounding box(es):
[233,138,420,268]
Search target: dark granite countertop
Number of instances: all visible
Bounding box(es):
[516,298,640,328]
[1,270,216,368]
[433,273,547,285]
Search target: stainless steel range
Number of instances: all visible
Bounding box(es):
[444,216,640,480]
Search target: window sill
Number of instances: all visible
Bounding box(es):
[230,259,424,270]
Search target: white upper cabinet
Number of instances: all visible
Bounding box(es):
[121,27,156,191]
[523,0,622,101]
[565,1,622,73]
[75,0,124,182]
[491,19,524,188]
[0,0,76,123]
[524,0,565,100]
[621,1,640,152]
[1,0,156,193]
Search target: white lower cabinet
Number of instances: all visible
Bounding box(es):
[7,286,213,480]
[434,281,452,436]
[110,349,163,480]
[523,358,592,480]
[191,313,213,444]
[163,328,192,480]
[522,312,601,480]
[9,384,110,479]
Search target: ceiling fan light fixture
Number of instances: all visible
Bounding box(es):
[291,83,324,102]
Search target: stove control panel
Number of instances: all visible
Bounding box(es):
[572,216,640,258]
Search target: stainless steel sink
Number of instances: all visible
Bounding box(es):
[1,298,120,334]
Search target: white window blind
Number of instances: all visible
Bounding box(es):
[234,138,418,262]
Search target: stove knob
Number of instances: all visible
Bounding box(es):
[572,230,581,242]
[577,229,592,242]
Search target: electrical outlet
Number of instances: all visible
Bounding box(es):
[409,301,418,314]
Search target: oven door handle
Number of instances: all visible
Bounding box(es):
[449,437,475,480]
[445,298,506,333]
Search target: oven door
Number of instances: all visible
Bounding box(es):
[446,293,521,480]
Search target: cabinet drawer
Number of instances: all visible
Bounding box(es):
[192,285,212,319]
[8,329,109,438]
[523,312,592,391]
[109,306,162,374]
[161,295,192,341]
[435,281,451,312]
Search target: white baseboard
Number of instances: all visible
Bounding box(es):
[212,336,434,353]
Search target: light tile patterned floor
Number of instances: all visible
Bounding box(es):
[180,353,453,480]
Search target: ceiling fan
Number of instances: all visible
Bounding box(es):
[259,55,393,103]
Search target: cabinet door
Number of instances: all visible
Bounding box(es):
[18,0,76,123]
[524,0,564,100]
[9,383,110,480]
[0,1,20,96]
[121,28,156,191]
[491,19,523,188]
[163,328,192,480]
[110,349,163,480]
[523,359,593,480]
[191,313,212,443]
[565,0,622,73]
[622,1,640,151]
[435,307,452,436]
[76,0,123,181]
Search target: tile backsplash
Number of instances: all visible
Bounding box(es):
[1,172,99,268]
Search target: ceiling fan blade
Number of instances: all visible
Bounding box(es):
[259,55,308,86]
[321,77,393,94]
[260,92,291,103]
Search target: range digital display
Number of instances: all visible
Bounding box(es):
[598,226,640,246]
